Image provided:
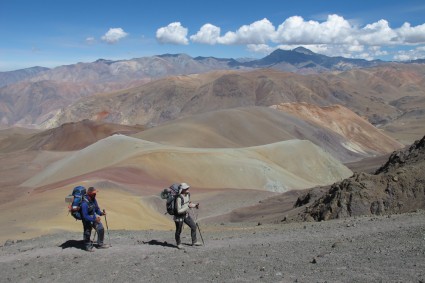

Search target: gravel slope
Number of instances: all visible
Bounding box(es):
[1,211,424,283]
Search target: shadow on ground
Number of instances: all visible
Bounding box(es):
[142,239,176,248]
[59,240,86,251]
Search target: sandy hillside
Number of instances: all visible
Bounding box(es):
[217,135,425,225]
[0,120,144,152]
[133,105,403,163]
[272,102,404,154]
[0,106,413,249]
[0,134,351,242]
[0,185,172,243]
[22,135,352,192]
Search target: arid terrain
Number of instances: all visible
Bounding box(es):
[0,57,424,282]
[0,102,407,244]
[3,134,424,282]
[1,210,424,282]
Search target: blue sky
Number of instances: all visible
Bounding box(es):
[1,0,425,71]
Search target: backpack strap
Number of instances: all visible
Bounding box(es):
[174,195,185,215]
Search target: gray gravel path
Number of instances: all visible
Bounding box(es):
[1,211,424,283]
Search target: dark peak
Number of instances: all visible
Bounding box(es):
[268,48,287,56]
[157,53,191,59]
[267,47,315,57]
[194,56,235,62]
[235,57,257,63]
[293,47,315,55]
[25,66,50,71]
[157,53,181,58]
[258,48,314,65]
[94,59,114,65]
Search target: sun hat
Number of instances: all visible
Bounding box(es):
[180,183,190,190]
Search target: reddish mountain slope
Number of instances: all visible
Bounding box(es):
[133,105,403,162]
[273,102,403,155]
[39,66,425,144]
[0,120,144,152]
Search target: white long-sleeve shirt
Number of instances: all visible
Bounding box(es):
[174,193,197,220]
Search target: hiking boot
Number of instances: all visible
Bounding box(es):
[97,244,110,249]
[176,244,184,249]
[85,247,95,252]
[192,241,202,246]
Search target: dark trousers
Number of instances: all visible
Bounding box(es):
[82,220,104,249]
[174,214,197,245]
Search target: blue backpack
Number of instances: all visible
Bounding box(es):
[67,186,87,220]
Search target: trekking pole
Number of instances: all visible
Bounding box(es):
[191,208,205,246]
[103,209,112,246]
[91,229,97,249]
[196,222,205,246]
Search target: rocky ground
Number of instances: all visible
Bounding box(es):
[1,210,424,283]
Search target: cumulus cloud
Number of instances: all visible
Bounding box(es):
[357,20,397,45]
[190,24,221,44]
[396,22,425,44]
[274,15,353,45]
[153,14,425,60]
[218,18,275,45]
[156,22,189,45]
[394,46,425,61]
[101,28,128,44]
[246,44,275,54]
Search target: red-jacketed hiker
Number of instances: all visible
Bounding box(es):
[81,187,110,252]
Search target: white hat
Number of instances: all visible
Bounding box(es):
[180,183,190,190]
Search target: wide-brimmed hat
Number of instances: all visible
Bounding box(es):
[179,183,190,190]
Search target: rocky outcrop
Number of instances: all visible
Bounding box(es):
[299,135,425,221]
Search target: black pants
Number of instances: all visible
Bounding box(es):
[82,219,104,249]
[174,214,197,245]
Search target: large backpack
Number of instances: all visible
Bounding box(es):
[65,186,87,220]
[160,184,184,215]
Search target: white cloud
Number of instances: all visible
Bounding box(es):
[156,22,189,45]
[101,28,128,44]
[246,44,275,54]
[149,14,425,60]
[357,20,397,45]
[274,14,352,45]
[396,22,425,44]
[218,18,275,45]
[190,24,221,44]
[394,46,425,61]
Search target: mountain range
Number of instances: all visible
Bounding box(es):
[1,48,424,144]
[0,47,424,243]
[0,47,384,87]
[7,65,421,145]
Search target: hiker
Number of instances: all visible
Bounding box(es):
[81,186,109,251]
[174,182,202,249]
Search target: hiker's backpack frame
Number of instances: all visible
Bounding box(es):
[166,194,184,215]
[67,186,87,220]
[161,184,186,215]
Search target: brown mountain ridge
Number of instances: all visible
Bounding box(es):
[39,66,425,144]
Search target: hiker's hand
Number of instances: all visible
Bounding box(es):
[102,209,106,216]
[96,216,101,223]
[195,203,199,209]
